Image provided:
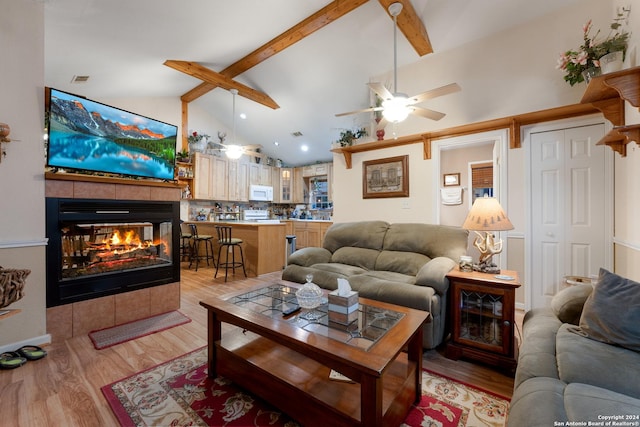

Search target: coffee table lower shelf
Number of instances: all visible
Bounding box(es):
[216,330,418,427]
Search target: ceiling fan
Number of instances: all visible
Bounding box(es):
[206,89,264,160]
[335,2,460,129]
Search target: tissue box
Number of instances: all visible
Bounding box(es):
[328,290,359,325]
[328,289,359,307]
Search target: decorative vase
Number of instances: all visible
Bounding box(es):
[188,139,206,153]
[375,117,385,141]
[600,51,624,74]
[581,67,601,84]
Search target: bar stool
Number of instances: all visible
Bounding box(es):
[180,221,192,262]
[188,223,215,271]
[215,225,247,282]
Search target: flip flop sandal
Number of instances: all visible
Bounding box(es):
[16,345,47,361]
[0,352,27,369]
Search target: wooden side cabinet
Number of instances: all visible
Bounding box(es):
[445,268,521,374]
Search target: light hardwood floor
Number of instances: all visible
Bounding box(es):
[0,263,520,426]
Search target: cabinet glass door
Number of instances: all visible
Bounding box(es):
[459,290,504,349]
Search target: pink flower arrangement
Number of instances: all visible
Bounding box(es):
[557,9,630,86]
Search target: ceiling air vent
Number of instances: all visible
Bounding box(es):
[291,131,303,137]
[71,75,90,84]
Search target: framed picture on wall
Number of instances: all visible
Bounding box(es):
[443,172,460,187]
[362,155,409,199]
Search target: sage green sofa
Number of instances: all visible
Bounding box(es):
[282,221,469,349]
[507,269,640,426]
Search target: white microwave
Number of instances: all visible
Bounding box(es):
[249,185,273,201]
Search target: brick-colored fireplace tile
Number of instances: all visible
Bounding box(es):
[115,288,151,324]
[115,185,151,200]
[46,305,73,342]
[74,181,116,199]
[149,282,181,315]
[45,180,74,198]
[73,296,115,336]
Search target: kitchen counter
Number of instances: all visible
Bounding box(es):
[185,221,286,276]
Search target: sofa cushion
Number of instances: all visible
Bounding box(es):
[550,284,593,325]
[357,270,415,285]
[322,221,388,253]
[382,223,468,261]
[375,250,430,276]
[579,268,640,352]
[513,308,563,389]
[557,323,640,399]
[330,247,379,270]
[564,383,640,423]
[347,274,436,312]
[309,262,367,278]
[507,377,567,427]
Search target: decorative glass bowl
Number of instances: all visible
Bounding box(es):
[296,274,323,321]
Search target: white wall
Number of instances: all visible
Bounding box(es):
[0,0,48,348]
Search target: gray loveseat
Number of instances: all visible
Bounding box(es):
[507,268,640,426]
[282,221,469,349]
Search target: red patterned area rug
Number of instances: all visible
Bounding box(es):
[102,347,509,426]
[89,311,191,350]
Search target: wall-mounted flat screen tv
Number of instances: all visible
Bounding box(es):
[46,88,178,181]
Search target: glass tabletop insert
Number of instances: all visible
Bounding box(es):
[226,284,405,351]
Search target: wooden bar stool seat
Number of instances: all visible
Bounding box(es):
[188,223,215,271]
[215,225,247,282]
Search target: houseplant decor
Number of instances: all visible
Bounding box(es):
[337,127,367,147]
[556,8,630,86]
[187,131,209,153]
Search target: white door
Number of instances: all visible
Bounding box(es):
[530,124,607,308]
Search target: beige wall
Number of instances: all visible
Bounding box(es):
[332,0,640,306]
[0,0,47,349]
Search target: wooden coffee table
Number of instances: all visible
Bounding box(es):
[199,282,429,427]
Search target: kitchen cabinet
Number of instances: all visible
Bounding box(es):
[278,168,293,203]
[292,167,305,203]
[193,153,214,199]
[292,220,332,248]
[445,268,521,374]
[249,163,272,186]
[228,159,249,202]
[302,162,329,177]
[193,153,228,200]
[271,167,281,203]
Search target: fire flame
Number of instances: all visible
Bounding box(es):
[103,229,153,253]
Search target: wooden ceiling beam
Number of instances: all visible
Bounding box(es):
[165,60,280,110]
[179,0,370,103]
[378,0,433,56]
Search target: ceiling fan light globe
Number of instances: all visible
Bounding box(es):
[382,96,410,123]
[225,144,243,159]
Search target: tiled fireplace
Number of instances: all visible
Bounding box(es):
[45,174,182,340]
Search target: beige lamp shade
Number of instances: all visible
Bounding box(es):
[462,196,514,231]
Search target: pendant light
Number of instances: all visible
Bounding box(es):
[225,88,243,159]
[382,2,410,123]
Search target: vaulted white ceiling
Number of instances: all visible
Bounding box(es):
[44,0,581,166]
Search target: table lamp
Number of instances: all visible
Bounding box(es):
[462,195,514,273]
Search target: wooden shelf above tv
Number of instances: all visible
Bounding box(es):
[44,171,181,188]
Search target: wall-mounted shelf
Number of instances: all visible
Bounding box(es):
[581,66,640,156]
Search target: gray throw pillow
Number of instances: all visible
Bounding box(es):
[551,284,593,325]
[579,268,640,352]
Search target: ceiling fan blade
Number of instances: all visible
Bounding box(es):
[410,106,446,121]
[368,82,394,100]
[408,83,461,105]
[335,106,379,117]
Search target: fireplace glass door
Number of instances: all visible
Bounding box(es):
[46,198,180,307]
[60,221,173,279]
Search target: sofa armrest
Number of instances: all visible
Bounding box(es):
[287,247,332,267]
[415,257,457,294]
